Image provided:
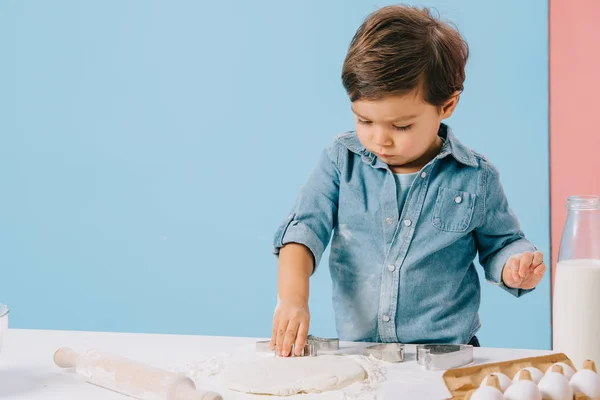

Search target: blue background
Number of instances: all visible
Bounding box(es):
[0,0,550,349]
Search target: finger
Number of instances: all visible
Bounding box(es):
[522,274,541,289]
[532,251,544,267]
[502,258,519,288]
[502,257,514,284]
[276,320,288,356]
[282,320,300,357]
[519,252,534,279]
[295,322,310,356]
[270,314,279,351]
[507,256,520,283]
[521,264,546,289]
[534,262,546,275]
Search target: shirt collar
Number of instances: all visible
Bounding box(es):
[337,123,478,168]
[437,124,479,167]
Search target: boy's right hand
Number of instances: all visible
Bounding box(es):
[270,301,310,357]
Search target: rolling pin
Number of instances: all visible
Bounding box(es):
[54,347,222,400]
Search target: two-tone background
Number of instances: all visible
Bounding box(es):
[1,0,598,350]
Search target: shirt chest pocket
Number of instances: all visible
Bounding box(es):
[432,187,477,233]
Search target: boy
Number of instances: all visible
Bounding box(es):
[270,5,546,356]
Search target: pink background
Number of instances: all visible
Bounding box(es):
[550,0,600,290]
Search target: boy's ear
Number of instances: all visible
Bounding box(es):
[440,91,461,119]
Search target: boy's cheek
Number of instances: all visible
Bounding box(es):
[355,130,371,149]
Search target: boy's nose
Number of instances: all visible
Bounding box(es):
[371,128,393,147]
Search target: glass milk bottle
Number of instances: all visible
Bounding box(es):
[553,195,600,368]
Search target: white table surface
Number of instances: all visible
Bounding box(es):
[0,329,553,399]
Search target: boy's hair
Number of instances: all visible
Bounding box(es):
[342,5,469,106]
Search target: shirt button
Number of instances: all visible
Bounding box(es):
[403,219,412,227]
[385,217,393,225]
[455,196,463,204]
[388,264,396,272]
[421,172,427,178]
[382,315,390,322]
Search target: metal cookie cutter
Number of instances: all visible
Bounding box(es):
[280,343,316,357]
[255,340,272,352]
[306,335,339,351]
[416,344,473,371]
[363,343,405,363]
[255,334,338,356]
[255,340,317,356]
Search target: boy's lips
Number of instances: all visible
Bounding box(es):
[374,152,393,158]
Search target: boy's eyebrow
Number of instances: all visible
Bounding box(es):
[350,107,418,122]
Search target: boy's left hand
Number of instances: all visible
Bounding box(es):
[502,251,546,289]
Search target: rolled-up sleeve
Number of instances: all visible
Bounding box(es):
[474,161,538,297]
[272,143,341,272]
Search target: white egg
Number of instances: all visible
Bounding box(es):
[504,379,542,400]
[570,369,600,398]
[469,386,506,400]
[538,372,573,400]
[513,367,544,384]
[481,373,512,392]
[545,363,575,380]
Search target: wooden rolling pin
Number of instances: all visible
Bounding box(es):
[54,347,222,400]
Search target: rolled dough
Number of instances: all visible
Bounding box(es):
[221,354,366,396]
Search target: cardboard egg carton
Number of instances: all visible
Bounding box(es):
[442,353,596,399]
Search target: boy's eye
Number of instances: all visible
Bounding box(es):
[393,124,412,131]
[356,119,411,131]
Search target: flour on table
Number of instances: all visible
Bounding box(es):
[182,351,231,381]
[221,354,366,396]
[175,349,387,400]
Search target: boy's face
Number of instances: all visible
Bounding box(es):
[351,90,458,172]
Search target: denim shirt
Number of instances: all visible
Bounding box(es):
[273,124,536,344]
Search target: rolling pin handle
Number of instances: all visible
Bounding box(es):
[53,347,79,368]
